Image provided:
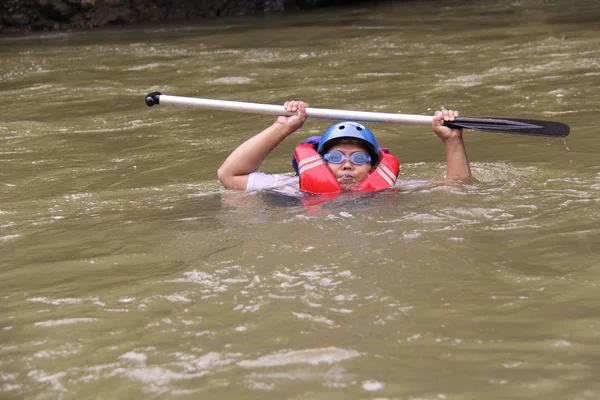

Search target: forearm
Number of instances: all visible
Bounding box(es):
[432,109,473,183]
[217,122,294,189]
[443,136,472,182]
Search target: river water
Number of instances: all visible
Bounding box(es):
[1,0,599,398]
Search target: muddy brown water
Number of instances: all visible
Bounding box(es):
[1,0,599,398]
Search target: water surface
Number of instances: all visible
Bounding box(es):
[1,0,600,398]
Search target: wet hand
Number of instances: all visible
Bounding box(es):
[276,100,309,133]
[433,109,463,142]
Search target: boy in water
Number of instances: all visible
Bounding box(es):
[217,100,471,194]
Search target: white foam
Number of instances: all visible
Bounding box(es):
[238,347,360,368]
[208,76,252,84]
[362,379,384,391]
[34,318,98,327]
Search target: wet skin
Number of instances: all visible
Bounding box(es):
[324,143,373,191]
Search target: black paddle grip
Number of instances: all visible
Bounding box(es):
[145,92,162,107]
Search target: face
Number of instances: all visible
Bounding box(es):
[324,143,373,191]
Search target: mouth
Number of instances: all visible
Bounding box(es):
[337,174,355,182]
[337,175,358,190]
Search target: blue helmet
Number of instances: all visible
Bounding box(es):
[317,121,379,165]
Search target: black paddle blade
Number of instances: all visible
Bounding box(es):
[445,117,570,137]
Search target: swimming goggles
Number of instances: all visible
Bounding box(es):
[323,150,372,165]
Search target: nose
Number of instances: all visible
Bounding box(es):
[341,159,353,170]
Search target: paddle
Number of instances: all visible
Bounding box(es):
[145,92,570,137]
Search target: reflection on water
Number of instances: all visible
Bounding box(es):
[1,0,600,398]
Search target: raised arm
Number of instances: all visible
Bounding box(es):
[432,109,473,182]
[217,100,309,190]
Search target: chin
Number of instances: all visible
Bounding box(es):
[339,181,358,191]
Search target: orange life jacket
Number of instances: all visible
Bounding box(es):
[294,143,400,195]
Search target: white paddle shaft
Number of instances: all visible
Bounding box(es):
[157,94,434,125]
